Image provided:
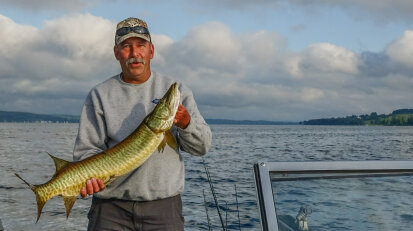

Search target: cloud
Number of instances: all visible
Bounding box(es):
[0,0,95,11]
[358,52,392,78]
[283,43,360,86]
[300,43,359,75]
[180,0,413,22]
[4,0,413,23]
[385,30,413,69]
[164,22,245,73]
[1,14,412,121]
[152,22,413,120]
[357,30,413,78]
[0,15,38,55]
[152,22,318,109]
[299,0,413,21]
[0,14,118,115]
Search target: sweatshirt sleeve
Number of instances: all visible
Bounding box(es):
[73,90,108,161]
[177,85,212,156]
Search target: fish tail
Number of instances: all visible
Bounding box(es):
[15,173,47,223]
[15,173,32,188]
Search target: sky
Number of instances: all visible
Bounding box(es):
[0,0,412,121]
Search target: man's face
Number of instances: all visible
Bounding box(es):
[114,37,154,84]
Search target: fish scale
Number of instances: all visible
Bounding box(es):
[15,82,180,223]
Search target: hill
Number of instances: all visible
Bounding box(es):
[300,109,413,126]
[0,111,79,123]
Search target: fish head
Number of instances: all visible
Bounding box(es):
[144,82,180,133]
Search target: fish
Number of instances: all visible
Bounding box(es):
[15,82,181,223]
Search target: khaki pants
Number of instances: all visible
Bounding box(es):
[87,195,184,231]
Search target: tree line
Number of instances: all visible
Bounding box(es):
[300,109,413,126]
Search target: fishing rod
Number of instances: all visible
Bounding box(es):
[225,201,228,230]
[203,189,212,231]
[202,158,226,231]
[235,184,241,230]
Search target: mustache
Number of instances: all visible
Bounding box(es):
[126,58,145,66]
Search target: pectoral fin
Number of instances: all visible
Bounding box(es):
[165,130,178,152]
[157,131,178,153]
[157,133,167,152]
[103,175,117,186]
[63,196,77,219]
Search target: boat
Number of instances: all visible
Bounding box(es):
[254,160,413,231]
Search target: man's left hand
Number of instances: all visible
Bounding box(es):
[174,105,190,129]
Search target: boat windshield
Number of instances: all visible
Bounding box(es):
[254,161,413,231]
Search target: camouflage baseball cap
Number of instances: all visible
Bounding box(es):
[115,17,151,45]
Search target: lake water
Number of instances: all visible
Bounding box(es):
[0,123,413,230]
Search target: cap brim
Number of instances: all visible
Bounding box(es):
[116,33,151,45]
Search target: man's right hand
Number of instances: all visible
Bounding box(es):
[80,177,105,198]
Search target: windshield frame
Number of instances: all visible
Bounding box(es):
[253,160,413,231]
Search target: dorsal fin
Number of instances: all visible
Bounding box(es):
[47,152,70,173]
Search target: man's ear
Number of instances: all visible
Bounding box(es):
[114,45,120,60]
[150,43,155,59]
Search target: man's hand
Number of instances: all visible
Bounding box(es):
[80,177,105,198]
[174,104,190,129]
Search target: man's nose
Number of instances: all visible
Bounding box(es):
[131,45,141,57]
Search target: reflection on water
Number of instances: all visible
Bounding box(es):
[1,123,413,230]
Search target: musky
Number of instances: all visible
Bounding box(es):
[1,0,412,121]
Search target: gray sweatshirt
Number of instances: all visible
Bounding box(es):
[73,72,212,201]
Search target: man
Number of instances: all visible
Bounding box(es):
[73,17,212,230]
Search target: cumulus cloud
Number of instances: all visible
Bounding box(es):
[165,22,244,73]
[357,31,413,79]
[1,14,412,121]
[151,22,413,120]
[302,43,358,74]
[385,30,413,69]
[283,43,359,79]
[152,22,317,110]
[0,15,39,55]
[0,14,118,115]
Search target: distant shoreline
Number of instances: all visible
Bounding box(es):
[300,109,413,126]
[0,111,297,125]
[3,109,412,126]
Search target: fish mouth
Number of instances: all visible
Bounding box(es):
[167,83,180,114]
[144,83,180,132]
[163,84,180,119]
